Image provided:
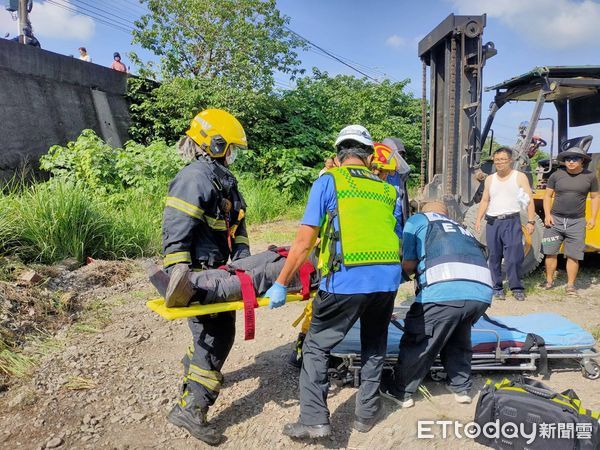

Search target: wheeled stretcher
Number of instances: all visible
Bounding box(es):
[329,312,600,386]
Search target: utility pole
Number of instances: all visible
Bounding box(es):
[18,0,28,44]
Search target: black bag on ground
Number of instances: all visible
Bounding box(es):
[474,377,600,449]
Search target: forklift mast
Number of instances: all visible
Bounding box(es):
[418,14,496,219]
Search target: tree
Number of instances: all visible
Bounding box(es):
[131,0,306,92]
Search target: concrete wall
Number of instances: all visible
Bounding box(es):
[0,38,131,181]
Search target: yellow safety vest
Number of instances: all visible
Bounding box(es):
[318,165,400,276]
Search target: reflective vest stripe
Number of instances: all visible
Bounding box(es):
[424,262,493,287]
[205,215,227,231]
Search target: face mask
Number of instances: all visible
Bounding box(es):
[225,146,238,165]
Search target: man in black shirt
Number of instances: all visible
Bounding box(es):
[542,147,599,295]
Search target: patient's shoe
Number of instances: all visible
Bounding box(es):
[143,260,170,298]
[165,264,195,307]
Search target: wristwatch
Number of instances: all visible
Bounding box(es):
[527,220,535,225]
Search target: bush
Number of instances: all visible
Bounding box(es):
[40,130,182,194]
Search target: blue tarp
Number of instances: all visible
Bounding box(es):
[331,312,595,356]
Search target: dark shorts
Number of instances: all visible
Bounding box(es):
[542,215,586,260]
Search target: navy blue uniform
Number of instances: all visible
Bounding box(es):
[163,157,249,411]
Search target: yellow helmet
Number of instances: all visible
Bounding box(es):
[372,143,398,171]
[185,109,248,159]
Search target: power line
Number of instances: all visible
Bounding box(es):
[284,26,380,82]
[53,0,135,29]
[121,0,147,13]
[70,0,136,28]
[306,46,389,82]
[103,0,148,20]
[45,0,133,34]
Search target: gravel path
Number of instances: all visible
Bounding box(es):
[0,247,599,449]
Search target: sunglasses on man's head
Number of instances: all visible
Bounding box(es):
[564,156,582,162]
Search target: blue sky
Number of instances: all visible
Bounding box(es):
[2,0,600,148]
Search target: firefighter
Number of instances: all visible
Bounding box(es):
[265,125,403,438]
[161,109,250,445]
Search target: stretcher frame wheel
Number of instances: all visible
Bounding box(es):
[581,360,600,380]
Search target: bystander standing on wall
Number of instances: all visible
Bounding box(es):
[78,47,91,62]
[541,147,599,296]
[111,52,127,73]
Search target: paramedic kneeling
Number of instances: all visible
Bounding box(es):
[264,124,403,438]
[380,201,493,408]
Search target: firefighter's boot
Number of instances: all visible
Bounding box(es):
[167,393,221,446]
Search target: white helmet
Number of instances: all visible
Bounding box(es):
[334,125,374,149]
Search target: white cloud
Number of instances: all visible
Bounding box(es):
[385,34,407,48]
[24,0,95,41]
[448,0,600,49]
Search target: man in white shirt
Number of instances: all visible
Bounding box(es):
[475,147,535,301]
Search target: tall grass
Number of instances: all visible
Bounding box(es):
[0,195,19,253]
[238,174,306,224]
[0,174,306,264]
[0,180,163,264]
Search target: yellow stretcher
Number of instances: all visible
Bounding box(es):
[146,293,309,321]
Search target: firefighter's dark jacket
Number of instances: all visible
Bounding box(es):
[162,158,250,268]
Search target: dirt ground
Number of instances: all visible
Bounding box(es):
[0,223,599,449]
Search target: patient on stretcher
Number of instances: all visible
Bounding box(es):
[145,246,319,308]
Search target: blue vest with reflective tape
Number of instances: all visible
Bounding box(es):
[418,212,492,290]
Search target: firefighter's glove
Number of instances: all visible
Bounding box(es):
[265,282,287,309]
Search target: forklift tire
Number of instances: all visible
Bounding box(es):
[463,206,544,276]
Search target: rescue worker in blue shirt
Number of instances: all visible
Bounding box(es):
[161,109,250,445]
[264,125,403,439]
[380,201,493,408]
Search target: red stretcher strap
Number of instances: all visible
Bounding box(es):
[235,269,258,340]
[274,247,314,300]
[298,261,315,300]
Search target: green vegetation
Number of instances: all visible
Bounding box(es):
[127,70,421,196]
[132,0,305,90]
[0,0,422,266]
[0,179,163,264]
